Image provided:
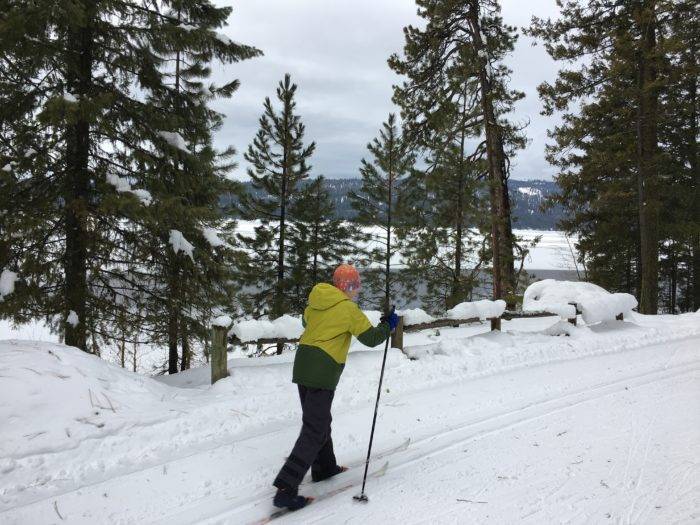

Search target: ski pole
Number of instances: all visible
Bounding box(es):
[354,307,394,503]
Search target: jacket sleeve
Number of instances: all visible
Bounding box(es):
[348,303,390,348]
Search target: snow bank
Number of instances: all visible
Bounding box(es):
[398,308,435,326]
[169,229,194,260]
[0,341,175,461]
[230,314,303,342]
[523,280,637,323]
[106,173,152,205]
[0,269,18,300]
[446,299,506,320]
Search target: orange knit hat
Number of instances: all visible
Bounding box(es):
[333,263,361,292]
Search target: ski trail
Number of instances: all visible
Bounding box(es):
[197,362,700,525]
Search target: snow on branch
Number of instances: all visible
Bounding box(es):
[157,131,189,153]
[169,230,195,260]
[0,270,18,300]
[66,310,79,327]
[106,173,152,205]
[211,315,233,328]
[200,226,229,248]
[214,31,233,45]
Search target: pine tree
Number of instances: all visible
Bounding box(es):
[288,176,354,311]
[349,114,415,311]
[0,0,260,354]
[389,0,526,304]
[238,74,315,330]
[529,0,699,313]
[529,0,667,313]
[397,146,489,311]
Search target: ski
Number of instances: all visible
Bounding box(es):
[252,461,390,525]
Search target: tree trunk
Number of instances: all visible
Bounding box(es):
[467,1,515,301]
[167,259,179,374]
[180,319,190,371]
[385,137,393,313]
[63,0,94,351]
[635,0,660,314]
[689,50,700,311]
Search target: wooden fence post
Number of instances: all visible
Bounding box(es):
[490,317,501,331]
[391,315,404,351]
[211,324,230,385]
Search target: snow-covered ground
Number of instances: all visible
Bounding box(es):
[1,311,699,524]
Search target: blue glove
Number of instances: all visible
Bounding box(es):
[381,307,399,331]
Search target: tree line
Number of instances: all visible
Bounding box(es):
[0,0,696,373]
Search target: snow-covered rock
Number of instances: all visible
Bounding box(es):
[169,230,194,260]
[2,163,13,172]
[446,299,506,320]
[523,279,637,324]
[0,269,18,300]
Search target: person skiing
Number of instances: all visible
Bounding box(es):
[272,263,399,511]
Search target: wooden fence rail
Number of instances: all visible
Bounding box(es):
[219,303,628,378]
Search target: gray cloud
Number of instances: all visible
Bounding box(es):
[211,0,561,181]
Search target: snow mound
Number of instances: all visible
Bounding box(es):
[446,299,506,320]
[398,308,435,326]
[0,340,174,461]
[230,314,303,343]
[523,279,637,324]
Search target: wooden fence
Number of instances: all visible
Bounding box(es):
[209,304,626,384]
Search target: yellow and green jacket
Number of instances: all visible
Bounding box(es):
[293,283,390,390]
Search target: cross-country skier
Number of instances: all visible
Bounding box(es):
[272,263,399,511]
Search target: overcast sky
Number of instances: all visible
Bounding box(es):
[211,0,562,181]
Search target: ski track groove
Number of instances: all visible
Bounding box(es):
[195,360,700,525]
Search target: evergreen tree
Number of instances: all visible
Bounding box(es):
[288,176,354,311]
[529,0,697,313]
[397,147,489,312]
[389,0,526,303]
[0,0,260,355]
[349,114,415,311]
[238,74,315,329]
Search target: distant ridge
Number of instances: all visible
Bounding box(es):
[223,178,565,230]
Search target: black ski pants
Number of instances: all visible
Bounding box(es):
[273,385,337,492]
